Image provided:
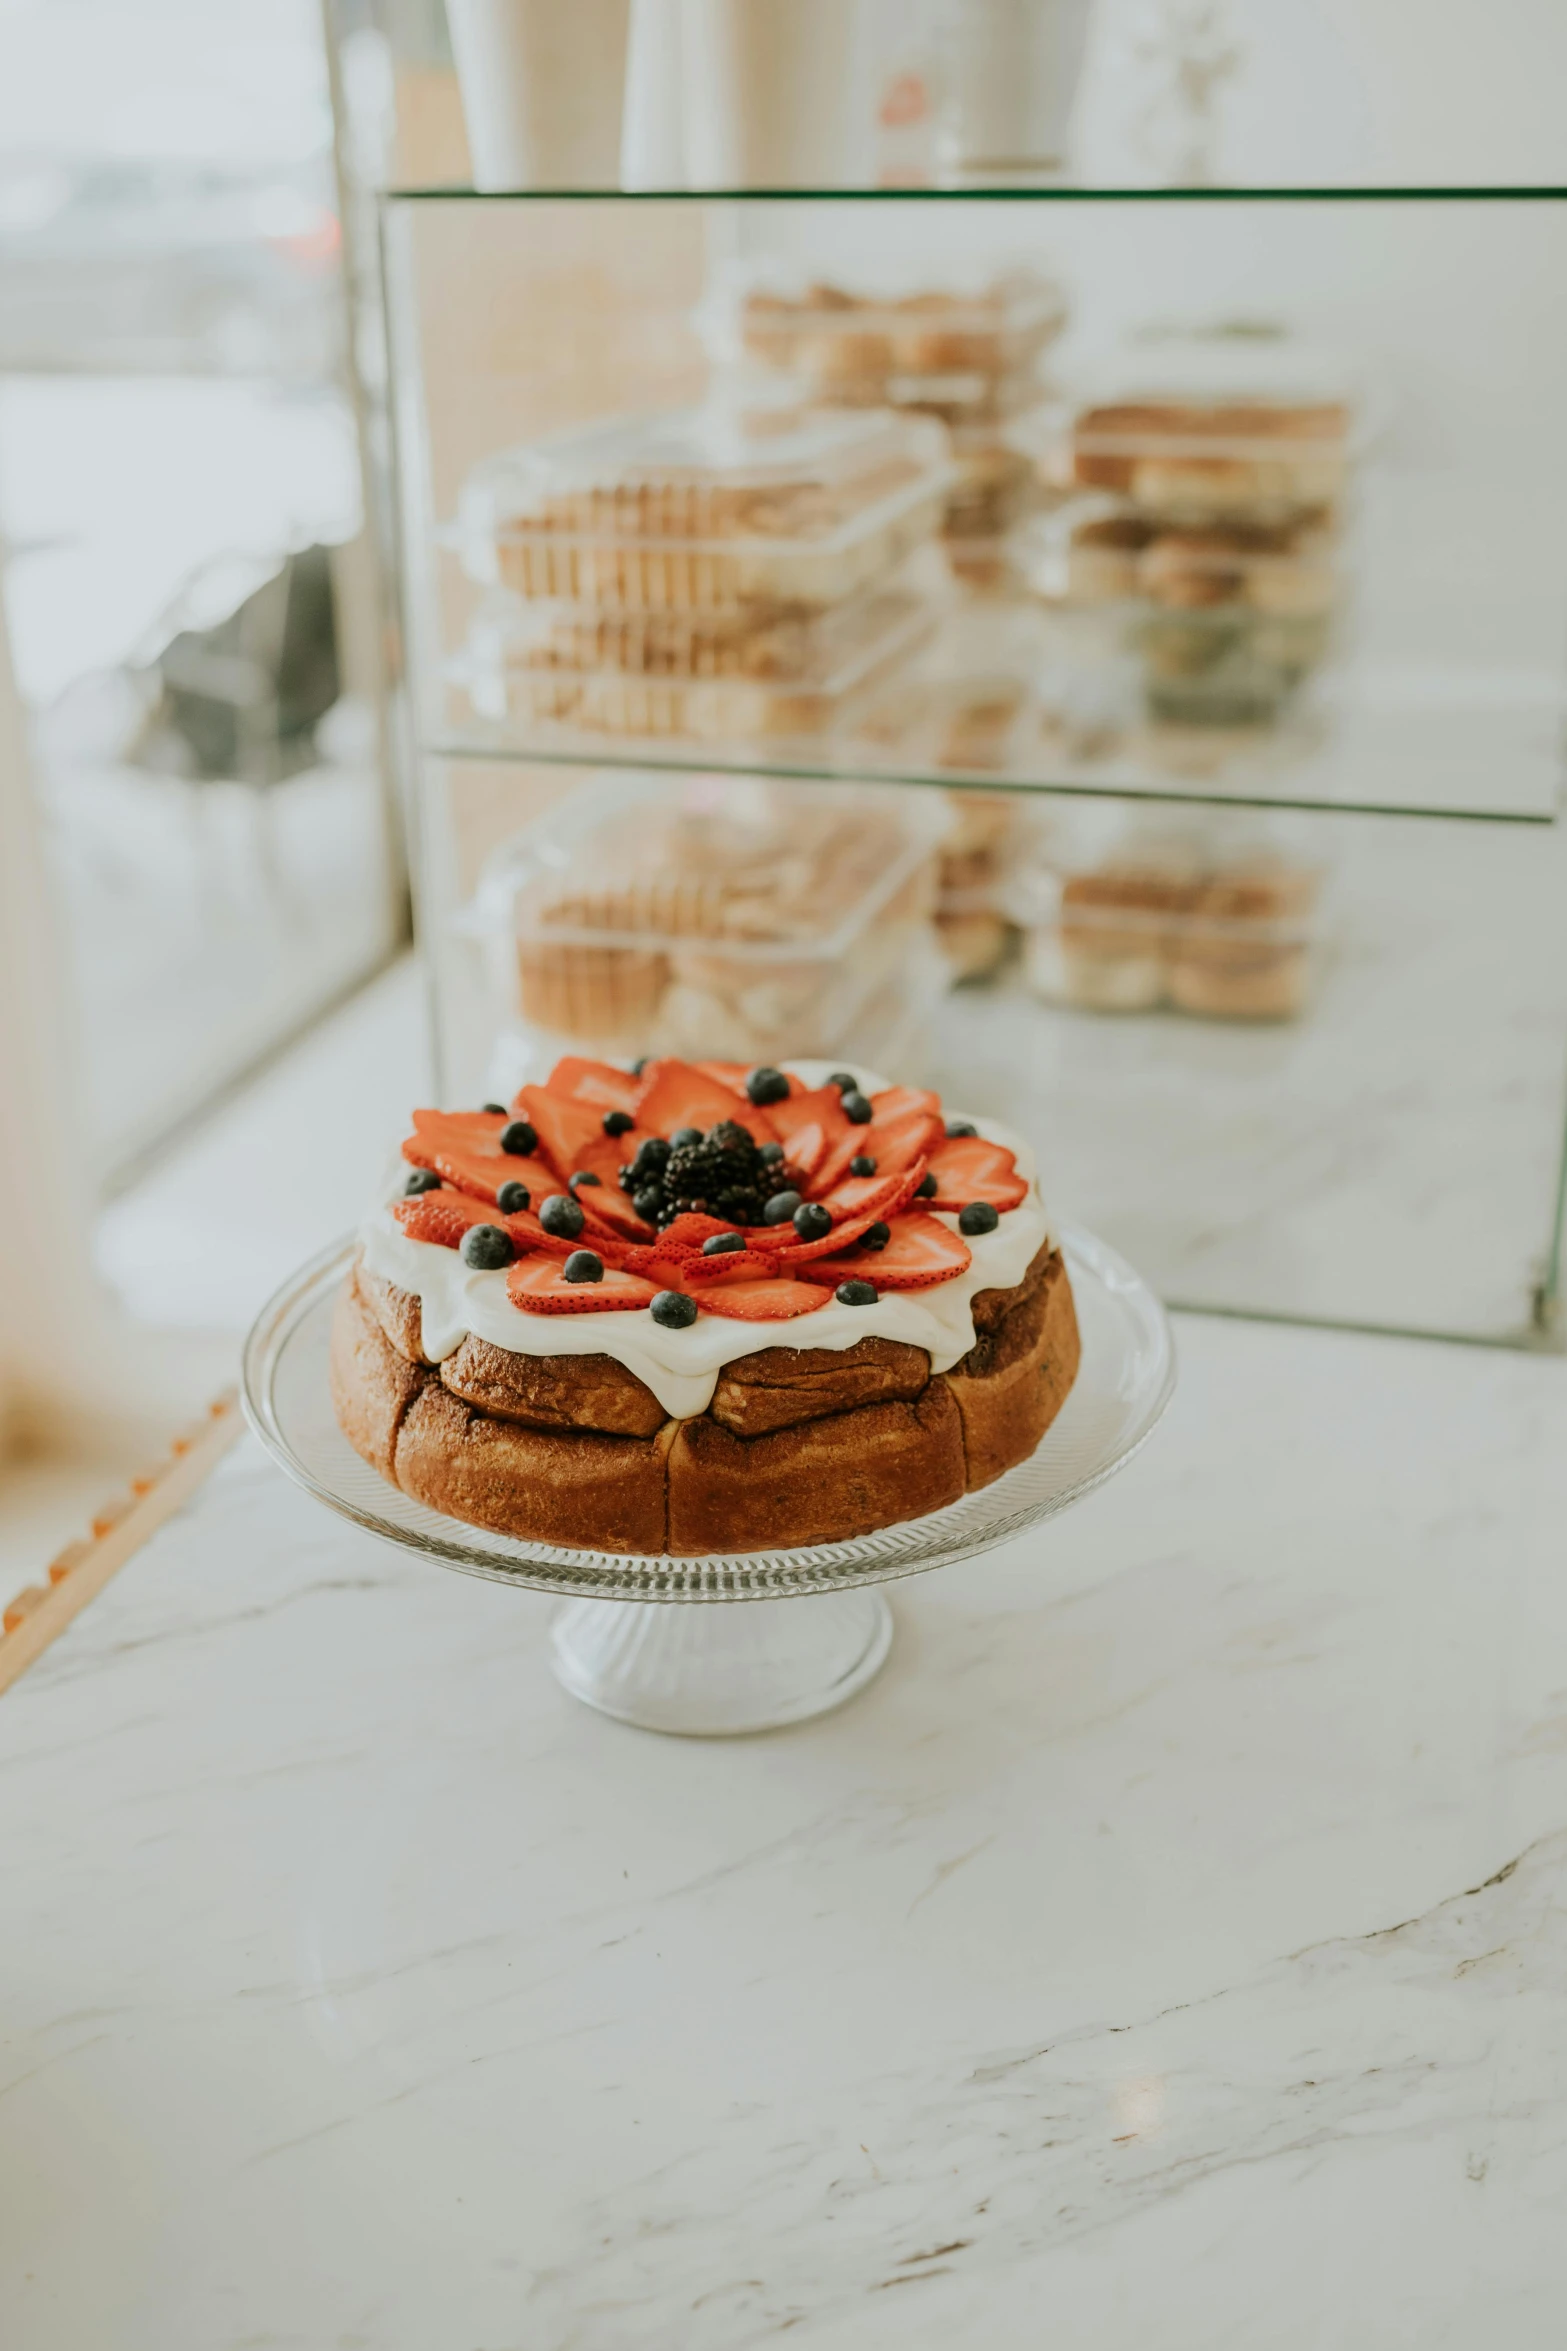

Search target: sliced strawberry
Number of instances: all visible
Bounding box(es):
[568,1132,658,1241]
[633,1058,779,1147]
[620,1245,696,1289]
[811,1103,944,1199]
[392,1187,502,1249]
[688,1276,833,1323]
[543,1055,641,1116]
[925,1132,1028,1213]
[773,1205,898,1268]
[815,1160,929,1224]
[693,1060,753,1095]
[654,1211,747,1255]
[680,1246,780,1284]
[794,1210,972,1292]
[511,1206,630,1267]
[763,1084,851,1183]
[509,1085,604,1184]
[506,1256,659,1315]
[403,1110,555,1207]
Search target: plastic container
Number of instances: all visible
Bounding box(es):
[1013,814,1326,1021]
[455,581,935,743]
[455,402,952,613]
[936,790,1022,980]
[1049,330,1360,532]
[466,772,949,1063]
[1024,498,1341,725]
[714,269,1067,414]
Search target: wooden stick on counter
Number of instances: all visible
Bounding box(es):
[0,1390,245,1696]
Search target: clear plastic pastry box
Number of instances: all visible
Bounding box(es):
[463,772,951,1071]
[1011,810,1329,1021]
[453,401,953,614]
[453,580,936,745]
[708,267,1069,422]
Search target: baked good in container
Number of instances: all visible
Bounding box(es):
[333,1055,1078,1555]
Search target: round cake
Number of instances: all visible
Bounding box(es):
[331,1055,1079,1555]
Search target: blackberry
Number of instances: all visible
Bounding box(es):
[635,1118,772,1231]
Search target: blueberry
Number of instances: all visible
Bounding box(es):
[539,1194,585,1240]
[500,1119,537,1157]
[496,1179,531,1214]
[792,1201,832,1242]
[827,1070,858,1091]
[650,1289,698,1329]
[958,1199,1000,1236]
[701,1232,745,1255]
[460,1224,515,1270]
[746,1066,790,1106]
[762,1189,802,1225]
[841,1090,873,1125]
[562,1249,604,1283]
[630,1136,671,1177]
[835,1279,878,1306]
[945,1118,978,1139]
[404,1167,440,1196]
[481,1101,507,1115]
[849,1154,877,1178]
[633,1187,663,1222]
[915,1172,937,1198]
[859,1221,891,1251]
[757,1140,785,1165]
[630,1057,649,1076]
[569,1170,602,1191]
[670,1126,702,1149]
[602,1108,634,1136]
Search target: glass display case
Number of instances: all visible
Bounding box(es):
[364,152,1567,1347]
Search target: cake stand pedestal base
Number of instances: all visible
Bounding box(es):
[549,1589,894,1736]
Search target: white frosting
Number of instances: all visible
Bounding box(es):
[361,1064,1054,1421]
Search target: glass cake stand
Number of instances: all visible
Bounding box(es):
[241,1227,1174,1735]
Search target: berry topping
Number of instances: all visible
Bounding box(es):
[630,1057,648,1076]
[495,1179,531,1214]
[650,1289,699,1329]
[500,1119,538,1157]
[568,1170,602,1190]
[745,1066,791,1106]
[794,1211,971,1292]
[628,1121,778,1231]
[762,1189,803,1225]
[481,1102,507,1115]
[629,1135,672,1182]
[841,1090,873,1125]
[670,1126,702,1148]
[539,1193,586,1240]
[461,1224,516,1270]
[393,1187,500,1250]
[402,1109,555,1206]
[809,1090,944,1197]
[690,1276,833,1324]
[859,1221,891,1251]
[542,1056,642,1116]
[849,1154,877,1178]
[701,1232,746,1255]
[958,1200,1000,1236]
[915,1172,937,1198]
[507,1256,658,1315]
[602,1108,634,1136]
[792,1201,833,1242]
[827,1071,858,1091]
[634,1059,781,1149]
[923,1132,1028,1213]
[404,1167,441,1196]
[945,1118,978,1139]
[562,1249,604,1283]
[835,1279,878,1307]
[758,1140,785,1164]
[633,1187,663,1222]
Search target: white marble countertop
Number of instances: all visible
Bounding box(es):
[6,1311,1567,2349]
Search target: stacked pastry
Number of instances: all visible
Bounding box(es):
[453,401,951,747]
[729,271,1066,590]
[469,774,948,1077]
[1038,343,1356,728]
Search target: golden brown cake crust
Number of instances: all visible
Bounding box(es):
[332,1241,1078,1555]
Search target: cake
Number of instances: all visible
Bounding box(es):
[332,1055,1079,1556]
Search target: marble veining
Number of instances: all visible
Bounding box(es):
[4,1314,1567,2349]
